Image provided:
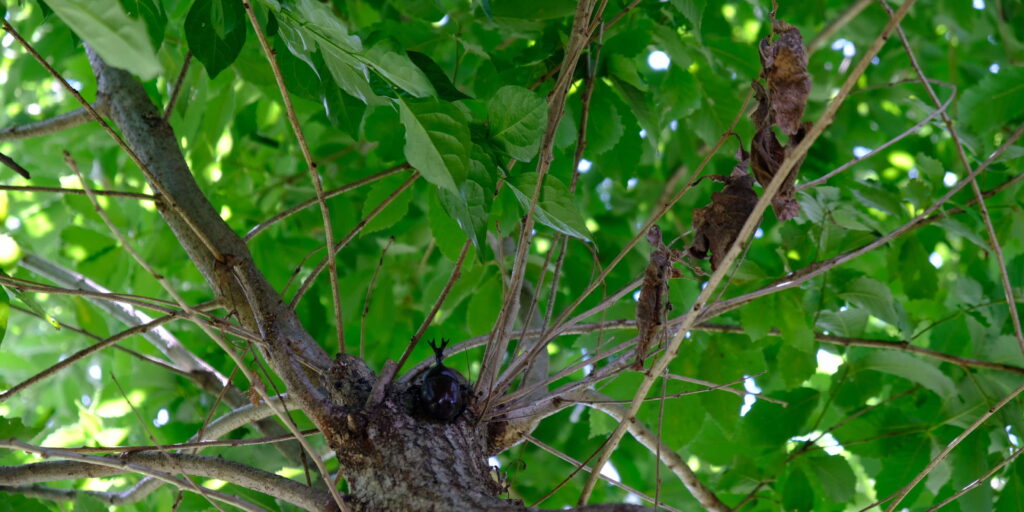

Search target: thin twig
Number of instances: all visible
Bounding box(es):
[111,373,228,512]
[0,313,182,403]
[288,172,419,308]
[392,240,472,379]
[696,323,1024,376]
[578,2,919,502]
[2,21,224,261]
[0,105,102,141]
[244,164,410,241]
[583,390,730,511]
[807,0,873,54]
[475,0,602,415]
[0,151,31,179]
[789,386,919,460]
[879,381,1024,512]
[699,125,1024,323]
[0,184,155,200]
[0,441,265,512]
[243,0,346,355]
[49,429,320,454]
[878,0,1024,354]
[65,151,348,511]
[163,52,192,120]
[361,236,394,359]
[524,435,684,512]
[797,78,955,191]
[529,434,612,507]
[665,371,789,407]
[923,445,1024,512]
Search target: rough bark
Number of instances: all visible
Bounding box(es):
[83,52,658,511]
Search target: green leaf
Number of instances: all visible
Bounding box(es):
[839,276,903,333]
[588,408,617,439]
[950,430,993,512]
[269,0,381,105]
[360,174,415,235]
[407,51,471,101]
[776,289,814,352]
[273,35,322,100]
[742,387,819,445]
[735,297,772,345]
[805,455,856,503]
[439,146,496,251]
[487,86,548,162]
[651,23,692,70]
[855,351,956,398]
[47,0,160,80]
[399,97,471,193]
[507,173,591,241]
[897,237,938,300]
[0,492,48,512]
[0,416,43,439]
[829,205,874,231]
[816,308,868,337]
[0,271,60,331]
[490,0,576,20]
[782,467,814,512]
[915,152,945,182]
[960,66,1024,136]
[670,0,705,40]
[72,495,107,512]
[185,0,246,79]
[585,84,624,155]
[610,77,659,150]
[775,345,817,389]
[467,271,502,335]
[997,459,1024,512]
[428,191,469,261]
[359,40,435,98]
[874,433,931,502]
[120,0,167,51]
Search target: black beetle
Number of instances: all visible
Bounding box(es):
[418,338,467,422]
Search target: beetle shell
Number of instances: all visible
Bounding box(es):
[417,338,467,422]
[419,364,466,422]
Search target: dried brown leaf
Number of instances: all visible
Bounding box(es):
[759,20,811,136]
[750,122,810,220]
[688,167,759,271]
[635,225,683,370]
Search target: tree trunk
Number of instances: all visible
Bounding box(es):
[85,50,655,512]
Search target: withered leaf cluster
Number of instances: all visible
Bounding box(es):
[634,225,684,370]
[687,157,759,271]
[751,19,812,221]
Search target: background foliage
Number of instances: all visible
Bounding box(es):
[1,0,1023,510]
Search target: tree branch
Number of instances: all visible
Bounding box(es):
[878,0,1024,354]
[0,441,271,512]
[0,445,331,511]
[582,391,730,512]
[0,104,104,141]
[578,3,919,501]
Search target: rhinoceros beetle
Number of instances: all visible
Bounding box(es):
[417,338,468,422]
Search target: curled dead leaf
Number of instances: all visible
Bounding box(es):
[750,119,810,221]
[758,20,811,136]
[635,225,684,370]
[688,163,759,271]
